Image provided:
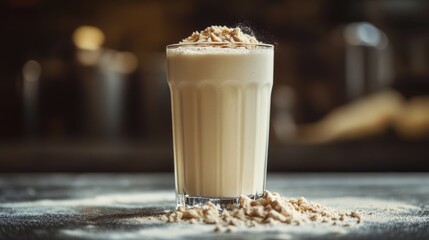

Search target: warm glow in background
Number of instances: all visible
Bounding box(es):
[1,0,428,172]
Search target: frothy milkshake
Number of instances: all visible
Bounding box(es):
[166,26,274,208]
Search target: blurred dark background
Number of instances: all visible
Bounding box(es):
[1,0,429,172]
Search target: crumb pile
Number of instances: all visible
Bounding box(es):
[180,26,259,44]
[166,191,362,232]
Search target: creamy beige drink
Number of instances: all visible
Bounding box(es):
[166,26,274,208]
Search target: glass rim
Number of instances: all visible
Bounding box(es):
[166,42,274,49]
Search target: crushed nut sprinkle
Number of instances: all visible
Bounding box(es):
[180,26,259,45]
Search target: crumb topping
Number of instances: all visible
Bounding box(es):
[180,26,259,44]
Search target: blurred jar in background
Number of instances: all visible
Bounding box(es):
[74,25,139,140]
[341,22,393,101]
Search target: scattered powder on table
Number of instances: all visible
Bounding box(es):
[164,191,362,233]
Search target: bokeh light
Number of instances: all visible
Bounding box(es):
[113,51,138,74]
[23,60,42,82]
[73,25,105,50]
[76,49,103,66]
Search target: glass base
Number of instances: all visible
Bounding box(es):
[176,193,264,211]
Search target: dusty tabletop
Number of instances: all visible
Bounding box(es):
[0,173,428,240]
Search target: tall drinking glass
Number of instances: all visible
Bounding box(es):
[166,43,274,209]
